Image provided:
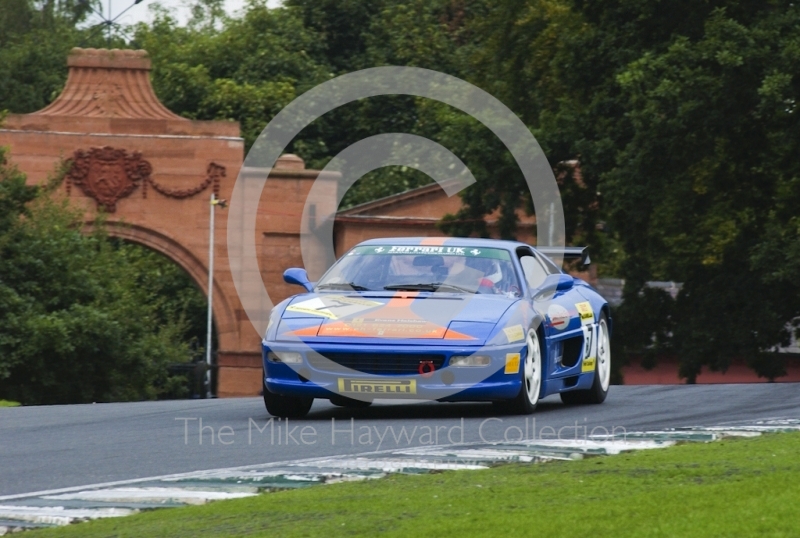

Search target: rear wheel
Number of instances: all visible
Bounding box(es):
[494,327,542,415]
[561,313,611,405]
[263,380,313,418]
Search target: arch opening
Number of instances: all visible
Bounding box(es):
[99,221,237,398]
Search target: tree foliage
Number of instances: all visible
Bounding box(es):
[0,0,125,114]
[132,1,330,150]
[473,0,800,380]
[0,150,202,404]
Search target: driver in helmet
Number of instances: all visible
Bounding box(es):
[442,256,503,294]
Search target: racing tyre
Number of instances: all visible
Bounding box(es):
[561,313,611,405]
[329,395,373,408]
[495,327,542,415]
[263,381,313,418]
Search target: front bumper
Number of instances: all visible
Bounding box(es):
[262,340,528,401]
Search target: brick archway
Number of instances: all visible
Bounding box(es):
[100,221,238,351]
[0,48,339,396]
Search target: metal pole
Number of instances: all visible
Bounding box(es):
[205,192,215,398]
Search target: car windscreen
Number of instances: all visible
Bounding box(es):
[316,245,521,296]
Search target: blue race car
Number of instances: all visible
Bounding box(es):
[262,237,611,417]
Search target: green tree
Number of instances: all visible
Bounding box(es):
[606,5,800,380]
[284,0,496,207]
[470,0,800,381]
[0,0,123,114]
[132,1,331,149]
[0,149,196,404]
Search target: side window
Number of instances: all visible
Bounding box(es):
[519,255,548,289]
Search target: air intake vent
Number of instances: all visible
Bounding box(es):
[561,336,583,368]
[309,353,446,375]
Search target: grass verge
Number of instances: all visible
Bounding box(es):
[31,432,800,537]
[0,399,20,407]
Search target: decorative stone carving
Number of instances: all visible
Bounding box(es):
[67,146,151,212]
[35,48,185,121]
[67,146,227,210]
[143,162,226,199]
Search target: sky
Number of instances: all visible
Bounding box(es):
[82,0,281,28]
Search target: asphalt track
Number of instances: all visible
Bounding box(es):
[1,384,799,497]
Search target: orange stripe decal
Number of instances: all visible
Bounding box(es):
[317,322,371,337]
[443,328,478,340]
[420,237,448,246]
[291,326,320,337]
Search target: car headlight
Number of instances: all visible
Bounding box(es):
[267,351,303,364]
[449,355,491,367]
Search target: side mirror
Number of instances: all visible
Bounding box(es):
[556,274,574,291]
[538,274,574,295]
[283,268,314,292]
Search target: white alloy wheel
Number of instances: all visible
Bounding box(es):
[597,317,611,391]
[560,312,611,405]
[524,328,542,406]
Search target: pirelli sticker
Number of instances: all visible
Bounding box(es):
[575,302,594,325]
[338,378,416,395]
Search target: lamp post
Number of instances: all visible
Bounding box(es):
[78,0,145,45]
[206,192,226,398]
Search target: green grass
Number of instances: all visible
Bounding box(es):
[31,433,800,537]
[0,399,20,407]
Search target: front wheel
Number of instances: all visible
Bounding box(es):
[561,313,611,405]
[494,327,542,415]
[263,381,313,418]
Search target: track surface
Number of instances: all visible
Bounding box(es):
[2,384,799,496]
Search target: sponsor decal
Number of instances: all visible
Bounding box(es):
[503,324,525,343]
[319,319,443,338]
[581,324,596,372]
[505,353,521,374]
[338,378,416,394]
[286,303,338,319]
[390,246,465,254]
[286,296,382,320]
[583,325,594,358]
[575,301,594,325]
[311,294,475,340]
[547,304,570,331]
[352,245,512,260]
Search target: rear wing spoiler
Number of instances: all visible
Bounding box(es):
[536,246,591,266]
